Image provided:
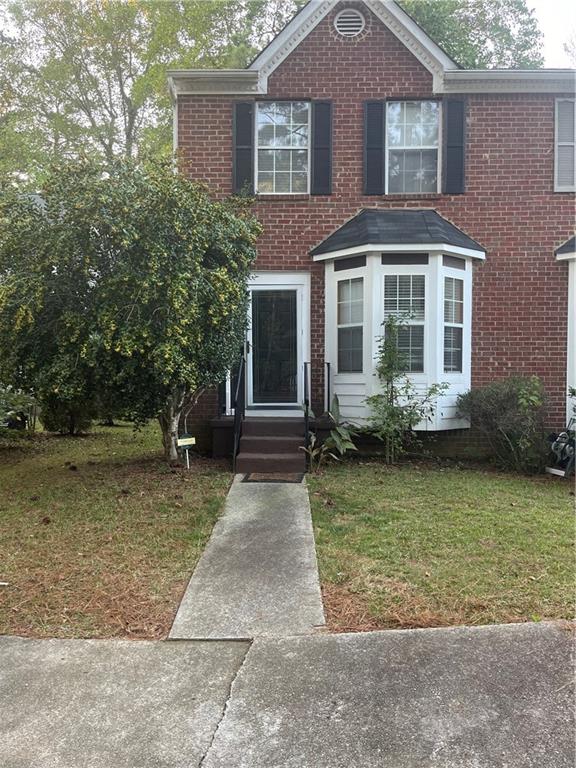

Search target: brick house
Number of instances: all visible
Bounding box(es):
[168,0,575,470]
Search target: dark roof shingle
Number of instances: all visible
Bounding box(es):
[310,208,485,257]
[555,236,575,256]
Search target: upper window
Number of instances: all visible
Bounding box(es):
[555,99,575,192]
[384,274,425,373]
[256,102,310,194]
[337,277,363,373]
[444,277,464,373]
[387,101,440,194]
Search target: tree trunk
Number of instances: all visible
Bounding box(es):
[158,388,187,464]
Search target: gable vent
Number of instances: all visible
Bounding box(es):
[334,8,365,37]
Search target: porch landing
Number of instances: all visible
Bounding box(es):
[169,475,325,640]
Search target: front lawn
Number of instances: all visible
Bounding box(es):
[308,461,574,632]
[0,424,230,639]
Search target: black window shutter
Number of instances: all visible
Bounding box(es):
[311,101,332,195]
[364,101,385,195]
[443,98,466,194]
[233,102,254,194]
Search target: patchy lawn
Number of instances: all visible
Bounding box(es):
[0,424,230,639]
[308,461,574,632]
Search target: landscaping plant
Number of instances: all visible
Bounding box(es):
[366,315,446,464]
[301,396,357,473]
[456,375,548,474]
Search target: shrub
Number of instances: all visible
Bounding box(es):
[0,385,36,430]
[365,315,447,464]
[456,376,548,474]
[40,395,94,435]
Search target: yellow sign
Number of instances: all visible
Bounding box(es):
[177,437,196,448]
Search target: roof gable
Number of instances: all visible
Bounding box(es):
[249,0,457,92]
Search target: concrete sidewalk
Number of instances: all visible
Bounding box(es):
[169,476,325,639]
[203,622,574,768]
[1,623,573,767]
[0,636,248,768]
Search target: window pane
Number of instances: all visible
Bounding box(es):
[384,274,425,320]
[557,145,575,187]
[275,172,290,193]
[338,327,363,373]
[292,102,309,123]
[350,278,363,301]
[292,150,308,172]
[257,172,273,193]
[444,277,464,323]
[396,325,424,373]
[275,150,291,171]
[258,124,275,146]
[557,100,575,143]
[292,172,307,193]
[387,102,439,192]
[444,326,463,372]
[338,278,363,324]
[258,150,274,172]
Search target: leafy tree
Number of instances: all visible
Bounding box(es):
[0,0,245,180]
[400,0,544,68]
[365,315,447,464]
[0,158,261,460]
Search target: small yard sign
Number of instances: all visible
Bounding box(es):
[177,435,196,469]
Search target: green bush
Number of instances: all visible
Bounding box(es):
[457,376,548,474]
[40,395,94,435]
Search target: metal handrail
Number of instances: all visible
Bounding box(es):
[303,362,311,455]
[232,356,246,472]
[324,361,331,414]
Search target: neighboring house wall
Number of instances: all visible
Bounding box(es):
[177,1,574,431]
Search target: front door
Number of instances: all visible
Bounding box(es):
[247,274,309,410]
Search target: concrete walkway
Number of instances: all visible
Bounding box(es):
[1,623,573,767]
[169,476,325,639]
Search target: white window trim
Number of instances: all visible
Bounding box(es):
[254,101,311,196]
[384,100,442,195]
[554,98,576,193]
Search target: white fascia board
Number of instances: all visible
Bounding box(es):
[312,242,486,261]
[441,68,576,94]
[556,252,576,261]
[167,70,264,98]
[249,0,455,89]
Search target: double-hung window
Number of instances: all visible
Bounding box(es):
[256,101,310,194]
[555,99,576,192]
[337,277,363,373]
[387,101,440,194]
[384,274,425,372]
[444,277,464,373]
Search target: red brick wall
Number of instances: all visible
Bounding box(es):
[177,1,574,431]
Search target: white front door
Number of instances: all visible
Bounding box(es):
[246,272,310,410]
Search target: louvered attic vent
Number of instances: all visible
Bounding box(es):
[334,8,366,37]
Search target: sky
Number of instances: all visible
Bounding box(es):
[528,0,576,67]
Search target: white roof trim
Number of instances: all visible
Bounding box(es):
[167,70,263,99]
[312,242,486,261]
[249,0,457,92]
[441,68,576,94]
[556,251,576,261]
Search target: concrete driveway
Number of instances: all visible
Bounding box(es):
[1,621,573,768]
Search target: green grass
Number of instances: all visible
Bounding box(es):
[308,460,575,631]
[0,423,230,639]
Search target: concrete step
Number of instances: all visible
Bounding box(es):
[236,452,306,474]
[240,435,304,455]
[242,418,305,437]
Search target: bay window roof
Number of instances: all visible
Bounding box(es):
[555,236,575,260]
[310,208,486,260]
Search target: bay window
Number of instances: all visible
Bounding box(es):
[387,101,440,194]
[256,101,310,194]
[337,277,363,373]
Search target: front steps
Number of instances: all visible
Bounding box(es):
[236,418,306,474]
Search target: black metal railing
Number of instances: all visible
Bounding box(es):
[232,355,246,472]
[303,361,311,453]
[324,361,332,414]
